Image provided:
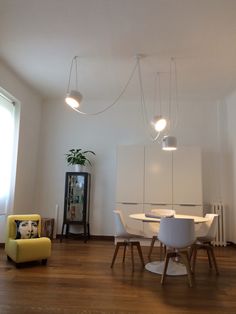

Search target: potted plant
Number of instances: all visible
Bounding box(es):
[66,148,95,172]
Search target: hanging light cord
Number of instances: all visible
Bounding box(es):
[173,58,179,130]
[168,57,179,132]
[66,56,78,94]
[67,55,163,141]
[70,57,139,116]
[153,72,162,116]
[137,57,161,142]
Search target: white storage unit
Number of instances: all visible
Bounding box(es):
[115,144,203,232]
[144,145,172,204]
[173,204,203,216]
[172,147,203,205]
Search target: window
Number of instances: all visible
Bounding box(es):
[0,92,16,214]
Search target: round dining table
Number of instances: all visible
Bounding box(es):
[129,213,209,276]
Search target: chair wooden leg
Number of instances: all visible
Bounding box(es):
[148,236,156,260]
[164,244,167,256]
[189,245,194,261]
[180,252,193,287]
[206,247,213,268]
[111,243,121,268]
[136,242,145,267]
[159,242,162,260]
[191,246,197,274]
[161,253,170,285]
[122,242,127,263]
[131,243,135,272]
[209,246,219,275]
[111,241,145,272]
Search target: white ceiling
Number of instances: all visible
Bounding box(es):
[1,0,236,102]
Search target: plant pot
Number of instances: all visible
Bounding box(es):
[74,164,85,172]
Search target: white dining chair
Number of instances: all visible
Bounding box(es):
[146,209,176,260]
[110,210,145,272]
[191,213,219,274]
[158,217,196,287]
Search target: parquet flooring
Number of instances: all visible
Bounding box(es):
[0,240,235,314]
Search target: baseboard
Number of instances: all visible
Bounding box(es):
[56,235,156,246]
[56,234,114,241]
[227,241,236,247]
[90,235,114,241]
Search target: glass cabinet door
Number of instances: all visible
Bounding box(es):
[65,173,87,222]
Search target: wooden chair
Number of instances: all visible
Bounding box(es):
[147,209,175,260]
[158,217,196,287]
[191,213,219,275]
[111,210,145,272]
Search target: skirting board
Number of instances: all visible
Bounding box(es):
[56,234,114,241]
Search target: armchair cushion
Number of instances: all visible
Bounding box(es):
[15,220,39,239]
[7,238,51,263]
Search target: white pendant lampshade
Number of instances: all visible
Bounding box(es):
[162,135,177,151]
[65,90,83,109]
[152,115,167,132]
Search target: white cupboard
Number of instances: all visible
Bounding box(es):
[173,204,203,216]
[115,144,203,232]
[144,145,172,204]
[173,147,203,205]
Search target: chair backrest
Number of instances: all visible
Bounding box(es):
[146,208,176,235]
[6,214,42,240]
[113,210,129,237]
[202,213,218,241]
[158,217,196,249]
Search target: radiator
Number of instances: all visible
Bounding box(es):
[211,203,227,247]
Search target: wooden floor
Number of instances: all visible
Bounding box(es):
[0,240,236,314]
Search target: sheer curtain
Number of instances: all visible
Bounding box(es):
[0,93,15,214]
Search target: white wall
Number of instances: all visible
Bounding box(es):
[0,59,233,241]
[221,92,236,243]
[0,60,42,242]
[37,97,221,236]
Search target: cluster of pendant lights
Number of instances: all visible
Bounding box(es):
[65,56,177,151]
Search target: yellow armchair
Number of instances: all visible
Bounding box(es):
[5,214,51,265]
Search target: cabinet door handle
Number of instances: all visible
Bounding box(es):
[121,202,138,205]
[178,204,198,207]
[150,203,168,206]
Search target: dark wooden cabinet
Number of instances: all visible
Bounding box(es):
[60,172,90,242]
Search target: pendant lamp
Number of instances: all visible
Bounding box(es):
[152,115,167,132]
[65,90,83,109]
[162,135,177,151]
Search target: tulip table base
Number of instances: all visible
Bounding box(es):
[145,260,187,276]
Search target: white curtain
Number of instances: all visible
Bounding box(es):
[0,93,15,214]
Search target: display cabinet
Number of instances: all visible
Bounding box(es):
[60,172,91,242]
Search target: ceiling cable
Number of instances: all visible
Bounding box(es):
[65,55,168,142]
[69,57,139,116]
[137,57,161,142]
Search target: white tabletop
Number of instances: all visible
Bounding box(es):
[129,213,209,224]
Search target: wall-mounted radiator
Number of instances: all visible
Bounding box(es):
[211,203,227,247]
